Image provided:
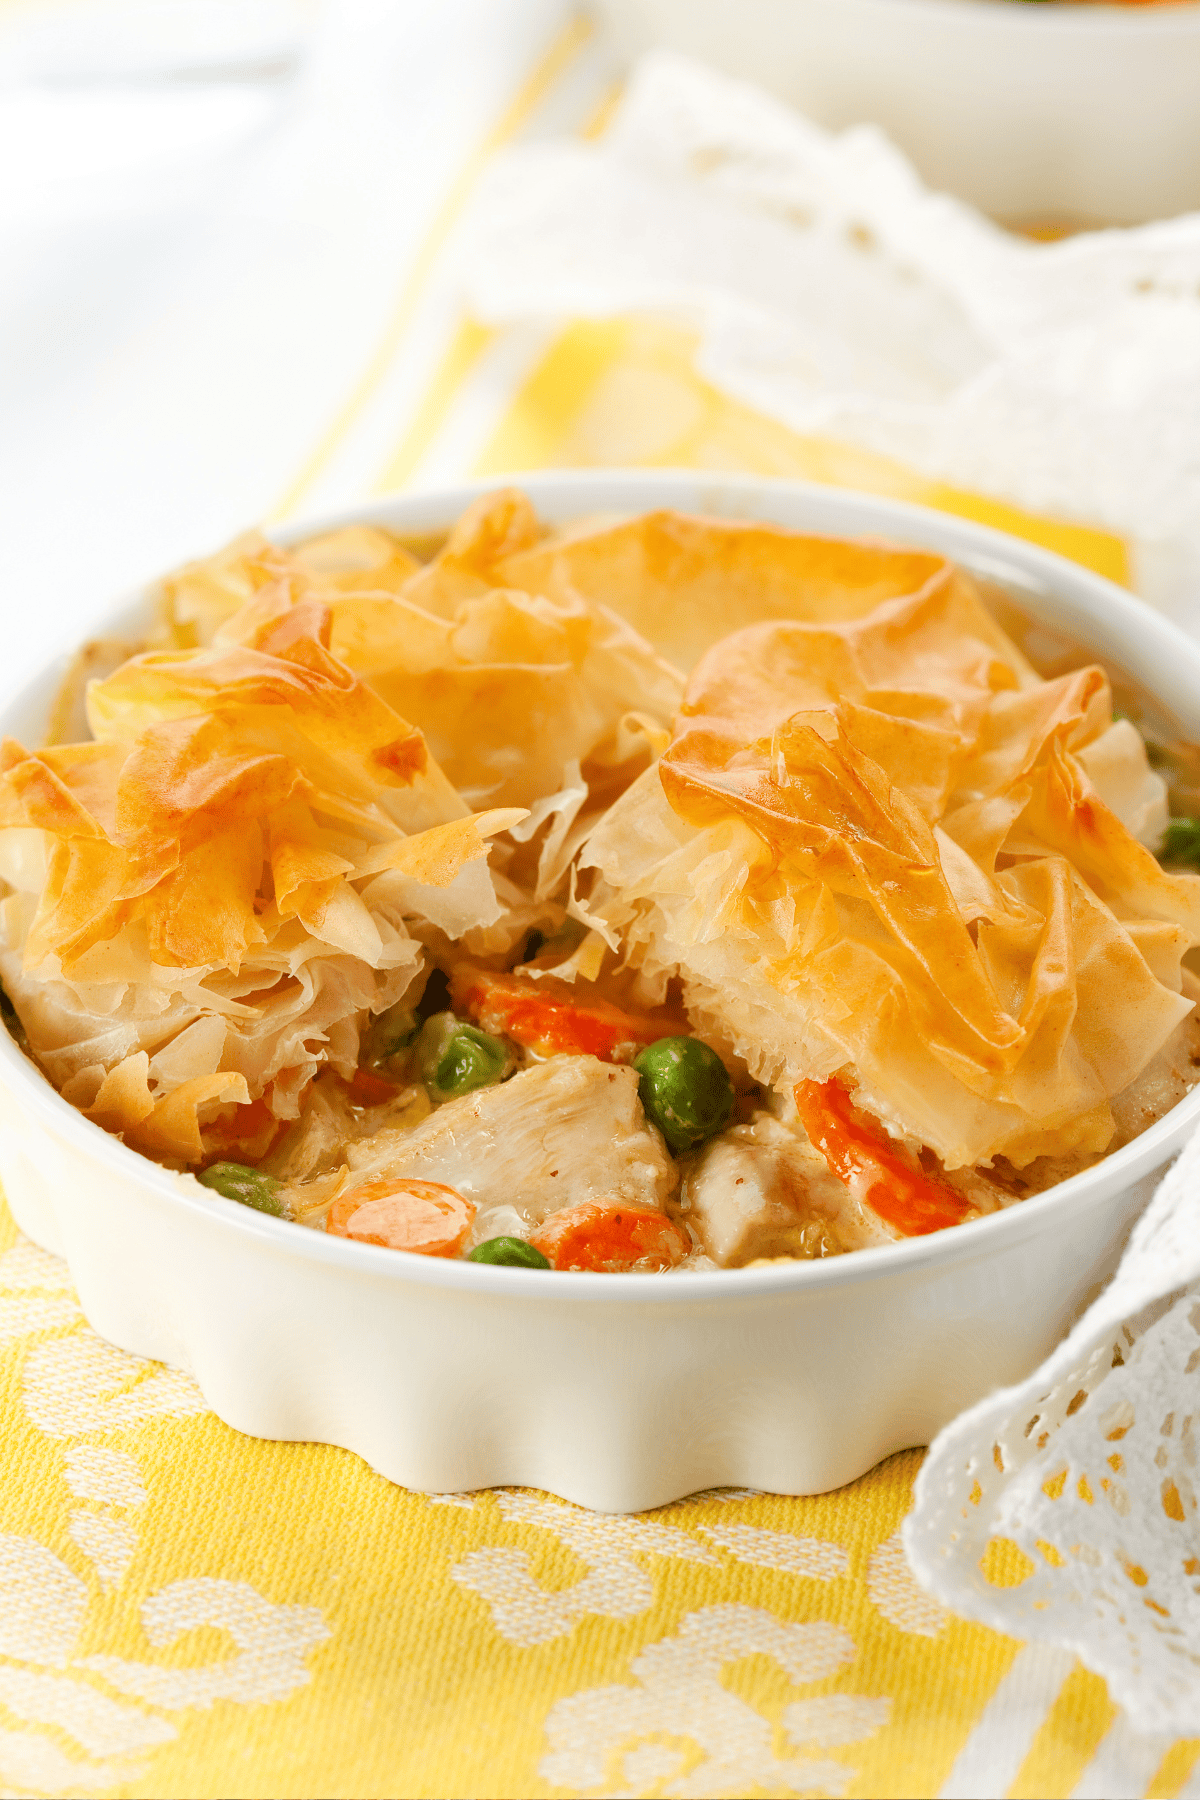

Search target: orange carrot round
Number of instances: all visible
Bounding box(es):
[529,1199,688,1272]
[326,1178,475,1257]
[793,1079,971,1238]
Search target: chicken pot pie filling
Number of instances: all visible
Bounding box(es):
[2,491,1199,1272]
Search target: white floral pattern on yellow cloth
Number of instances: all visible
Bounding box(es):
[0,1233,329,1796]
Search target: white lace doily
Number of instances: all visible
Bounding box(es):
[467,50,1200,628]
[905,1127,1200,1737]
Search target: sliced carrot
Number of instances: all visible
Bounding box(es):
[529,1199,689,1272]
[326,1178,475,1257]
[200,1093,285,1165]
[346,1065,403,1108]
[450,965,666,1063]
[793,1079,971,1238]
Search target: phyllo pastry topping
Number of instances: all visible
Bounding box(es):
[0,604,519,1164]
[3,492,1198,1269]
[578,522,1200,1171]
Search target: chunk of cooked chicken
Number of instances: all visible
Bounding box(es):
[682,1112,900,1266]
[337,1054,678,1244]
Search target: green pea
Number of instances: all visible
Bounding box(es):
[634,1036,734,1156]
[467,1236,551,1269]
[418,1012,511,1102]
[198,1161,285,1217]
[1162,817,1200,869]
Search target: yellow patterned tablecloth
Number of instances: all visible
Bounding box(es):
[1,12,1197,1799]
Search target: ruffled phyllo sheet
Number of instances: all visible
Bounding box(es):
[578,526,1200,1178]
[1,491,1198,1272]
[0,492,683,1174]
[0,609,526,1164]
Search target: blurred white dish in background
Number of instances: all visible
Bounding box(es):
[588,0,1200,226]
[2,469,1200,1512]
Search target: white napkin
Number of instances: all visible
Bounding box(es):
[466,50,1200,634]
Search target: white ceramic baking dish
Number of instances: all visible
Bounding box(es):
[589,0,1200,226]
[1,471,1198,1513]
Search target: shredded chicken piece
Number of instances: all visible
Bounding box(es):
[332,1055,678,1245]
[683,1112,895,1266]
